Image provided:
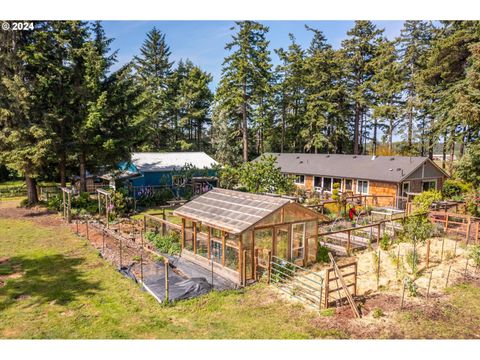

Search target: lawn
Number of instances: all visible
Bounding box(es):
[0,215,344,339]
[1,207,480,339]
[131,206,182,224]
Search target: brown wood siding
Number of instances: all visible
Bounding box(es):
[305,175,314,191]
[367,181,397,207]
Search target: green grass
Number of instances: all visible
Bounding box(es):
[0,180,24,188]
[0,217,345,339]
[396,283,480,339]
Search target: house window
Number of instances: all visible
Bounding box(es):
[323,177,332,192]
[402,182,410,197]
[357,180,369,194]
[422,180,437,191]
[314,176,322,188]
[345,179,353,191]
[294,175,305,184]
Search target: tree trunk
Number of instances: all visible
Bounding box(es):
[25,175,38,205]
[79,151,87,193]
[442,129,447,170]
[428,130,434,160]
[373,118,377,156]
[241,78,248,162]
[449,133,455,175]
[353,102,360,155]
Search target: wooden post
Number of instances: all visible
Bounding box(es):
[440,238,445,262]
[62,191,66,219]
[376,250,381,290]
[76,220,79,235]
[254,249,258,281]
[207,226,211,259]
[353,261,358,297]
[67,192,71,223]
[242,249,247,286]
[444,213,449,232]
[267,250,272,284]
[426,271,433,299]
[400,282,406,309]
[445,266,451,288]
[102,230,105,253]
[162,210,166,236]
[466,216,471,244]
[324,268,330,308]
[164,260,169,303]
[377,223,381,245]
[143,215,147,233]
[193,222,197,254]
[181,218,185,250]
[347,229,351,254]
[426,239,431,269]
[221,231,226,267]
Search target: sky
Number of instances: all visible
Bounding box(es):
[102,20,405,90]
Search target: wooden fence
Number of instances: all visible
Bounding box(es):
[324,259,358,309]
[429,211,480,244]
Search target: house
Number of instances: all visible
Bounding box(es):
[173,188,321,285]
[258,153,449,209]
[118,152,219,196]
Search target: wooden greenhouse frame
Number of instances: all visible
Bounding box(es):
[60,187,73,223]
[173,188,320,285]
[96,188,112,228]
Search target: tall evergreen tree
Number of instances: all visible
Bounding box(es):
[341,21,384,154]
[213,21,272,163]
[134,28,174,150]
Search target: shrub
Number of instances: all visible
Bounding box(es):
[145,231,181,255]
[412,190,442,214]
[442,179,470,199]
[404,278,418,297]
[47,194,63,212]
[372,307,384,318]
[380,233,391,251]
[401,215,434,246]
[72,192,98,215]
[316,244,330,263]
[469,245,480,267]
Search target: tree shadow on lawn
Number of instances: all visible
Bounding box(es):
[0,254,102,311]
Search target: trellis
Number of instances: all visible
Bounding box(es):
[97,188,112,228]
[60,187,73,223]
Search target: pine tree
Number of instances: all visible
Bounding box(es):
[397,20,435,154]
[134,27,174,150]
[213,21,272,163]
[303,26,350,153]
[341,21,384,154]
[274,34,306,152]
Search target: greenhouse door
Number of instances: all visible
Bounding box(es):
[291,223,305,262]
[274,225,289,260]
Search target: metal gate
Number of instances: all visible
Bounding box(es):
[269,255,324,310]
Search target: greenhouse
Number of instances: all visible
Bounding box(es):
[173,188,320,285]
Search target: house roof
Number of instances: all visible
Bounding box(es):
[173,188,291,234]
[259,153,445,183]
[131,152,218,173]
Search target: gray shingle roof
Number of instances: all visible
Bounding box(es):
[260,153,432,183]
[173,188,291,234]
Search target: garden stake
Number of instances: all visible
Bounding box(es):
[164,260,169,303]
[445,266,451,288]
[400,282,406,309]
[464,259,469,278]
[440,238,445,262]
[427,271,433,299]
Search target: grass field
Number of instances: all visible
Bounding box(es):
[1,203,480,339]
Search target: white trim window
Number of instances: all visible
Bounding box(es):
[344,179,353,191]
[294,174,305,185]
[422,179,437,191]
[357,180,369,194]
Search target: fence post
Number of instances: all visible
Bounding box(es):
[162,209,166,236]
[440,238,445,262]
[76,220,79,235]
[267,250,272,284]
[445,265,451,288]
[324,269,330,309]
[400,281,406,309]
[426,239,431,269]
[164,260,169,303]
[254,249,258,281]
[353,261,358,297]
[377,223,381,245]
[347,229,351,254]
[376,250,381,290]
[242,250,247,287]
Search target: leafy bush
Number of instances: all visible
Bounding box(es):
[145,231,181,255]
[404,277,418,297]
[372,307,384,318]
[316,244,330,263]
[380,233,391,251]
[412,190,442,214]
[136,187,174,207]
[72,192,98,214]
[469,245,480,267]
[442,179,470,199]
[47,194,63,212]
[401,215,434,246]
